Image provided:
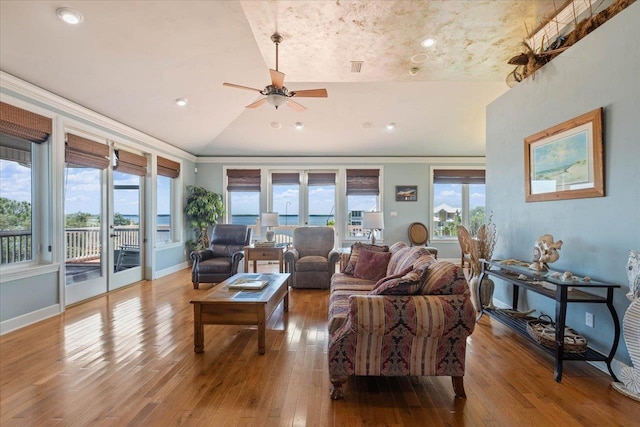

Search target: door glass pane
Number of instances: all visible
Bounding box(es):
[0,135,33,264]
[113,171,140,272]
[273,184,299,226]
[64,166,103,285]
[308,184,335,226]
[156,175,172,244]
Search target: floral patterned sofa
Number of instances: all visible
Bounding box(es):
[328,241,475,400]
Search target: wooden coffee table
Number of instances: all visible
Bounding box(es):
[190,273,290,355]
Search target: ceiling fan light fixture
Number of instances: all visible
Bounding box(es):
[57,7,84,25]
[267,93,287,109]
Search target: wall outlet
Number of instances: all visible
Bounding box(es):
[585,312,594,328]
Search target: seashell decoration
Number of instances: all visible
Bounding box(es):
[529,234,563,271]
[613,249,640,401]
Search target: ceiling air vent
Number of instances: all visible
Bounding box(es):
[351,61,364,73]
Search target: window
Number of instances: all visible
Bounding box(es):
[346,169,380,238]
[432,169,485,239]
[0,102,52,266]
[227,169,261,238]
[156,156,180,244]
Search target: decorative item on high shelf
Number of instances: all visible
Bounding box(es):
[613,249,640,402]
[529,234,563,271]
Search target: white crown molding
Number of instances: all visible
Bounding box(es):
[0,71,196,162]
[197,156,485,164]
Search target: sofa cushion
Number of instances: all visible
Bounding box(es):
[388,241,408,254]
[421,260,469,295]
[369,268,426,295]
[343,242,389,275]
[295,255,328,272]
[353,249,391,282]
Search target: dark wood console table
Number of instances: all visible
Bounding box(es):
[478,259,620,382]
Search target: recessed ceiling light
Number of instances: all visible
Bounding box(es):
[421,38,436,48]
[270,122,281,129]
[386,123,396,130]
[175,98,188,107]
[411,53,429,64]
[56,7,84,25]
[361,122,372,129]
[295,122,304,129]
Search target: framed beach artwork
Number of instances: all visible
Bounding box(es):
[396,185,417,201]
[524,108,604,202]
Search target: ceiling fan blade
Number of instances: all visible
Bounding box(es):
[291,89,328,98]
[287,99,307,112]
[246,98,268,109]
[270,69,285,88]
[223,82,263,92]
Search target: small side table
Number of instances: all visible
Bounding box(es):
[244,245,285,273]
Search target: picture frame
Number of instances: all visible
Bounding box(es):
[396,185,417,201]
[524,108,604,203]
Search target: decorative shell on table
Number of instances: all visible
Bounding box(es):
[529,234,563,271]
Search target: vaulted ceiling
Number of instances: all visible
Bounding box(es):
[0,1,567,157]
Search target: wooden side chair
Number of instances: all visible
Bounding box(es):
[407,222,438,259]
[457,225,472,269]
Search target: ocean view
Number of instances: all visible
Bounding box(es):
[232,215,333,226]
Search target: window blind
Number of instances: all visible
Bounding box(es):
[272,172,300,185]
[433,169,485,184]
[346,169,380,195]
[114,149,147,176]
[0,102,52,144]
[65,134,110,169]
[308,172,336,186]
[227,169,261,192]
[157,156,180,178]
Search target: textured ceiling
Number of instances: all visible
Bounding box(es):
[0,1,569,157]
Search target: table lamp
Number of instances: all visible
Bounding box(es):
[261,212,279,242]
[363,211,384,245]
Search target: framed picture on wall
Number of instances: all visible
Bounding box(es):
[396,185,417,201]
[524,107,604,202]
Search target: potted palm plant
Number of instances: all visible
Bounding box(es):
[184,185,225,252]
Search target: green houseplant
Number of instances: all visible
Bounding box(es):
[184,185,225,252]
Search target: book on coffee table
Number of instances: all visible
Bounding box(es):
[227,279,269,290]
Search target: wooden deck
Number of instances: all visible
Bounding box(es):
[1,264,638,426]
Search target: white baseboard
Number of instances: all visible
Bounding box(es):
[0,304,61,335]
[153,262,189,280]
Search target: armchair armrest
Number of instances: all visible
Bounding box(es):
[346,294,475,338]
[328,249,340,272]
[231,250,245,274]
[284,248,299,273]
[190,248,213,263]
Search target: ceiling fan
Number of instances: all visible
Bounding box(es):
[223,33,328,112]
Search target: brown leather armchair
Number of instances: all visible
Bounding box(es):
[190,224,252,289]
[284,226,339,289]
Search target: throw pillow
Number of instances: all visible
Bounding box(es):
[343,242,389,275]
[370,265,413,292]
[370,268,427,295]
[353,249,392,282]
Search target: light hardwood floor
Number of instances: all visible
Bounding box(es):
[1,265,638,426]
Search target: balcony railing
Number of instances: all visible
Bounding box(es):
[1,226,171,265]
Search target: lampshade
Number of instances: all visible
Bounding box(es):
[261,212,279,227]
[267,94,287,109]
[363,211,384,230]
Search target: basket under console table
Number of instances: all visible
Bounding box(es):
[478,259,620,382]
